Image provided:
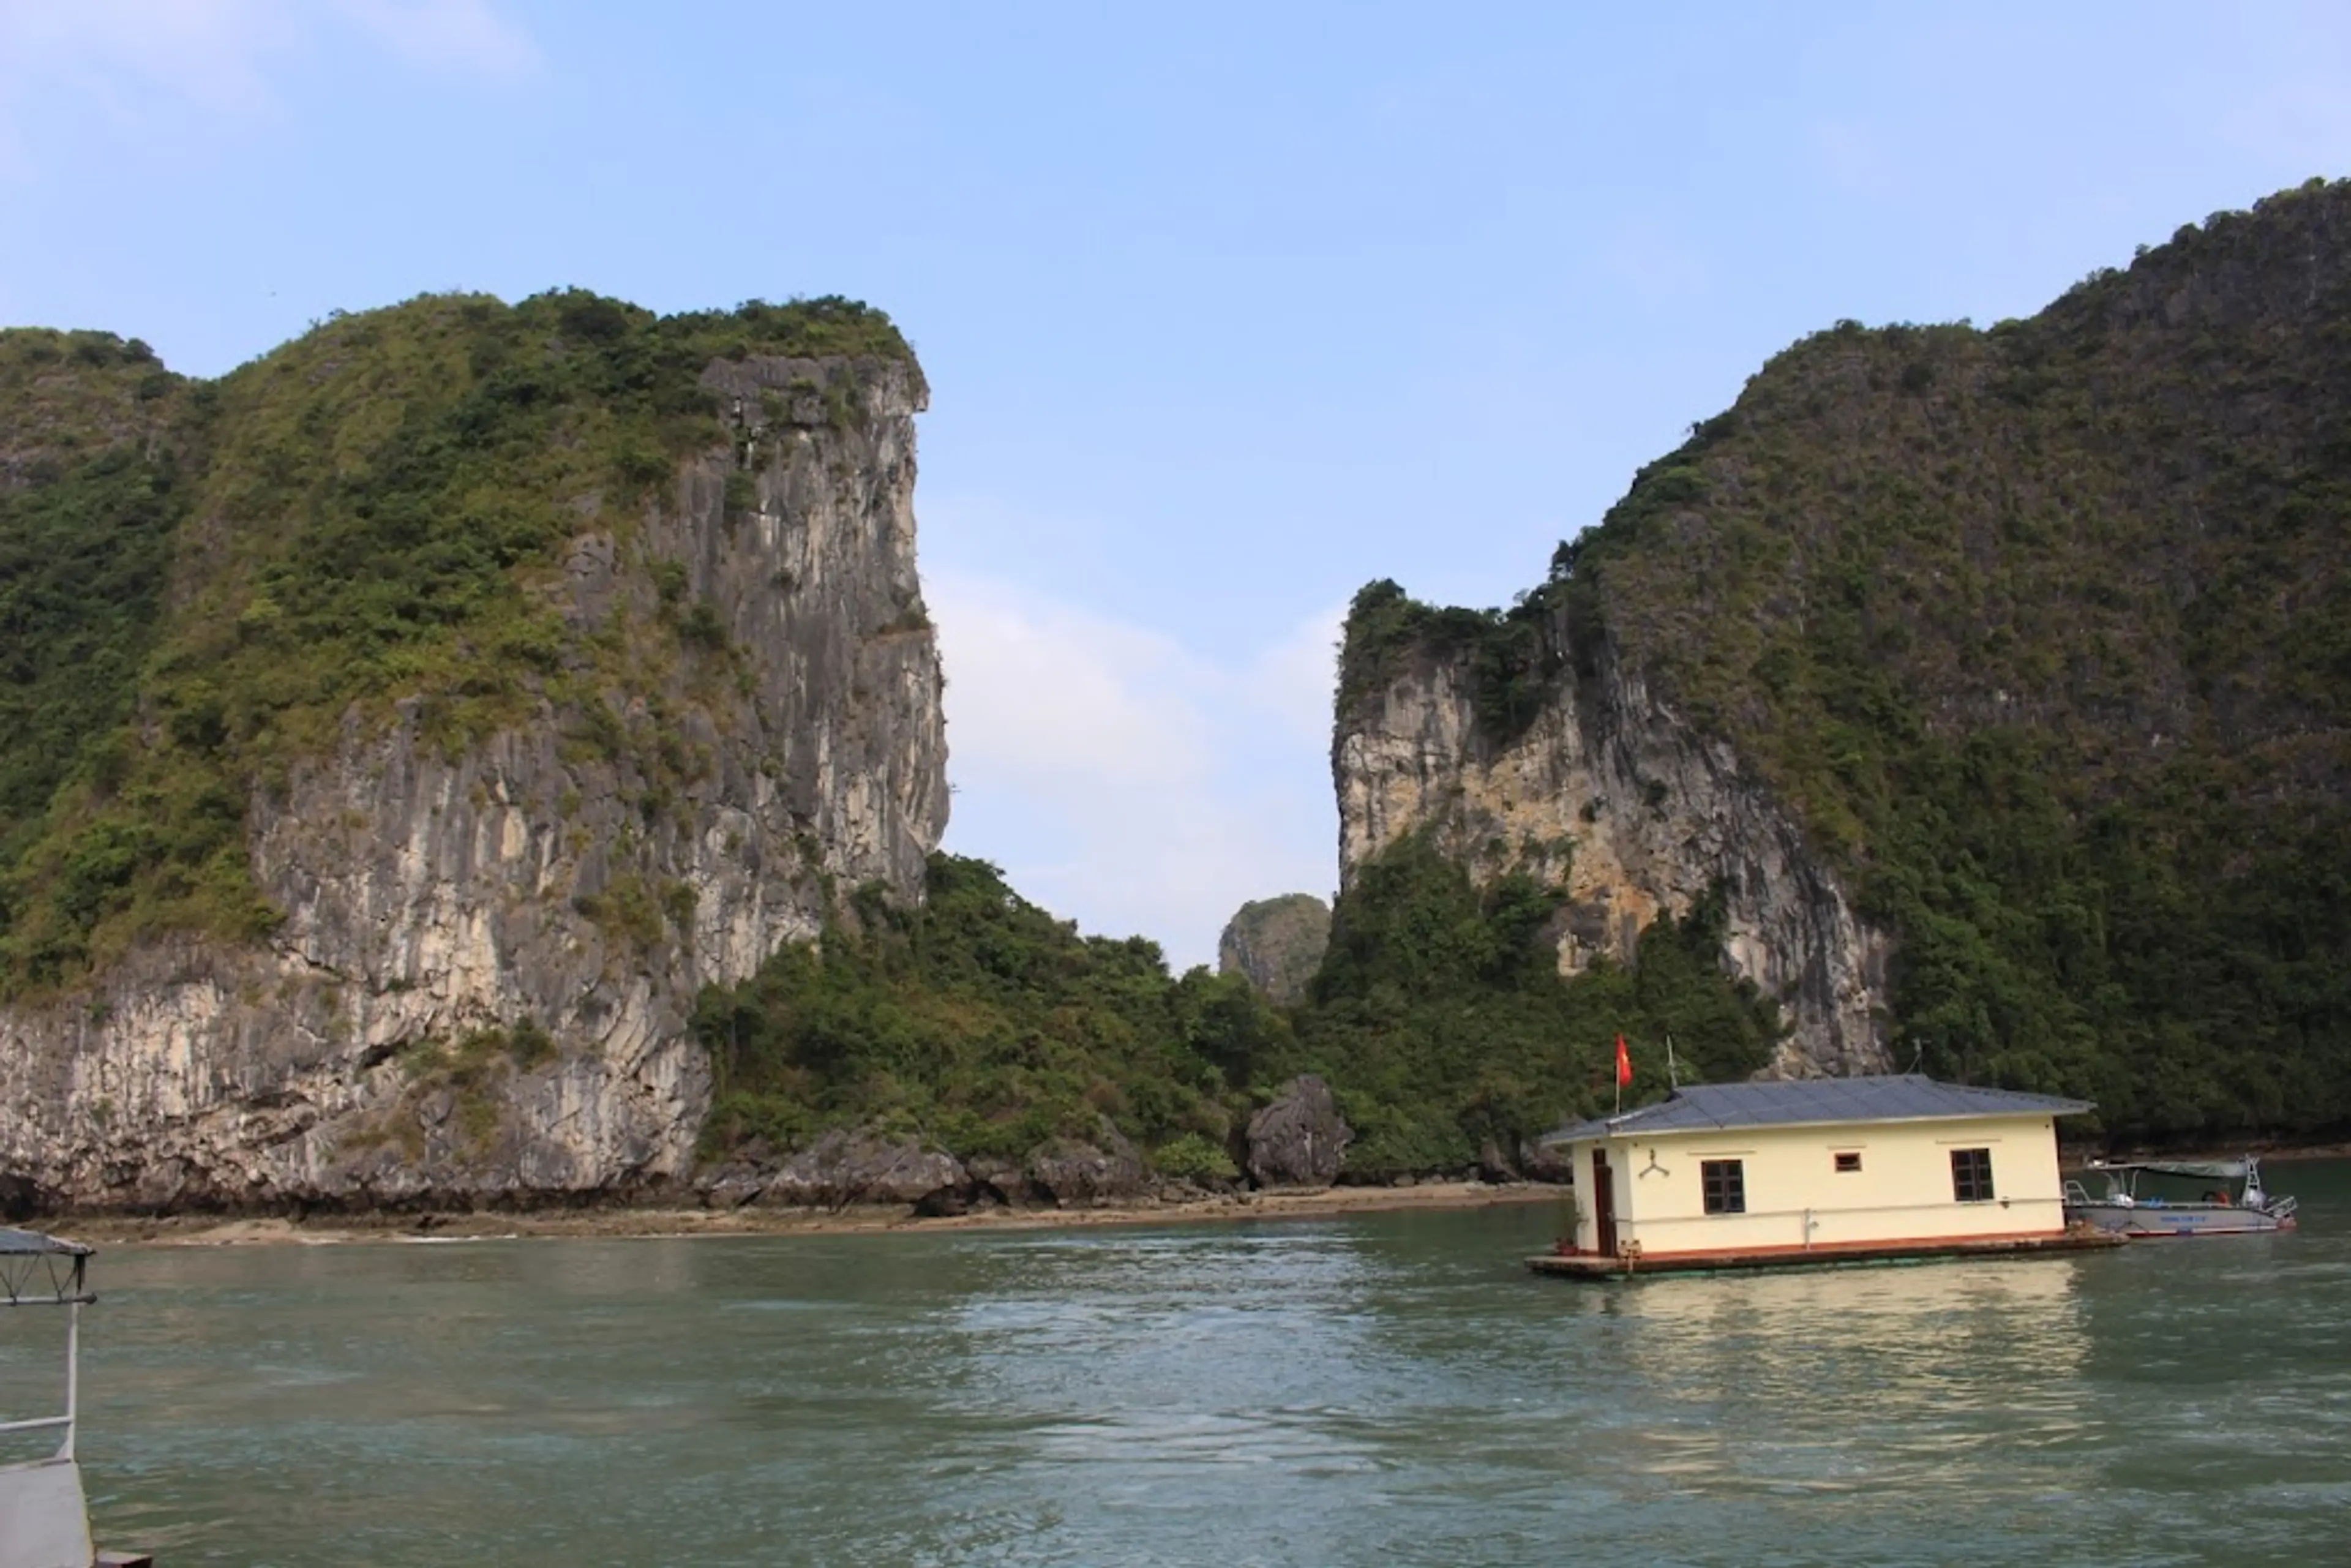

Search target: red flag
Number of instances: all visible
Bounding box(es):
[1615,1033,1633,1088]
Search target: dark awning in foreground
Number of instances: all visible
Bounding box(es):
[0,1229,94,1307]
[0,1228,92,1258]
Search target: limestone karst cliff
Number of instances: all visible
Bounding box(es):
[0,296,947,1210]
[1329,178,2351,1138]
[1335,607,1889,1078]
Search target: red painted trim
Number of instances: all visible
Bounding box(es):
[1627,1227,2066,1264]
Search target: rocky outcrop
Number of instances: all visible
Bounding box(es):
[759,1130,965,1209]
[1024,1117,1149,1206]
[1512,1137,1571,1184]
[1335,627,1889,1078]
[1247,1075,1350,1187]
[696,1128,967,1211]
[0,353,948,1210]
[1217,894,1330,1005]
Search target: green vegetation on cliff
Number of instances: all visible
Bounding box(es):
[692,854,1282,1163]
[1344,178,2351,1142]
[1292,836,1780,1176]
[1339,579,1561,750]
[13,291,1767,1187]
[0,292,916,993]
[693,843,1780,1178]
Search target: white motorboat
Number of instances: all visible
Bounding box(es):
[2064,1156,2298,1237]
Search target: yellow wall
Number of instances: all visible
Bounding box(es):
[1567,1114,2065,1258]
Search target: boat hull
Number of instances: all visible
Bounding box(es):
[2064,1201,2293,1237]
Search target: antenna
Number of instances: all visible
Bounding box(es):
[1666,1031,1680,1090]
[1907,1040,1925,1075]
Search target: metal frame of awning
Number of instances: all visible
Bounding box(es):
[1,1245,92,1310]
[0,1231,95,1465]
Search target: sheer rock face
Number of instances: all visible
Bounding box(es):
[1216,894,1331,1005]
[0,355,948,1211]
[1334,631,1889,1079]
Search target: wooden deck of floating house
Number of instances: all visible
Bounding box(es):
[1526,1228,2126,1280]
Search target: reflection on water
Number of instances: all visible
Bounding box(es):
[1613,1261,2094,1496]
[50,1159,2351,1567]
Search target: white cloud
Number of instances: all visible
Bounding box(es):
[1244,600,1346,748]
[0,0,536,174]
[0,1,295,122]
[928,571,1341,972]
[931,576,1213,791]
[334,0,538,78]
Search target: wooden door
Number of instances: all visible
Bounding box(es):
[1592,1149,1617,1256]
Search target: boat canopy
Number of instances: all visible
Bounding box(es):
[0,1228,92,1257]
[2090,1158,2251,1180]
[0,1227,94,1307]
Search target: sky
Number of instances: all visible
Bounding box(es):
[4,1,2348,969]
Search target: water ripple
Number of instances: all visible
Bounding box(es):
[47,1163,2351,1567]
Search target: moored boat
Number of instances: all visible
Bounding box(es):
[2063,1156,2298,1237]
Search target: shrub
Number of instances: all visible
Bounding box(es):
[1152,1132,1239,1183]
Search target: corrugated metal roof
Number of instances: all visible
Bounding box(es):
[1541,1075,2093,1145]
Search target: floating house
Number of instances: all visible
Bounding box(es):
[1531,1075,2112,1278]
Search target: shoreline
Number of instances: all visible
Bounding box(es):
[37,1145,2345,1250]
[52,1180,1574,1248]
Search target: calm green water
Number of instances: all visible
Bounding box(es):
[13,1160,2349,1566]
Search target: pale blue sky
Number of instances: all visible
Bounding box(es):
[4,2,2347,966]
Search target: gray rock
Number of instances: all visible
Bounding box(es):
[1247,1075,1351,1187]
[910,1186,973,1218]
[1217,894,1331,1005]
[1025,1117,1149,1206]
[699,1165,772,1210]
[962,1154,1031,1206]
[1515,1136,1573,1185]
[759,1129,966,1210]
[1477,1136,1517,1184]
[694,1138,779,1209]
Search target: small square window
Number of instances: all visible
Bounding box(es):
[1951,1147,1995,1203]
[1701,1159,1746,1215]
[1834,1151,1862,1173]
